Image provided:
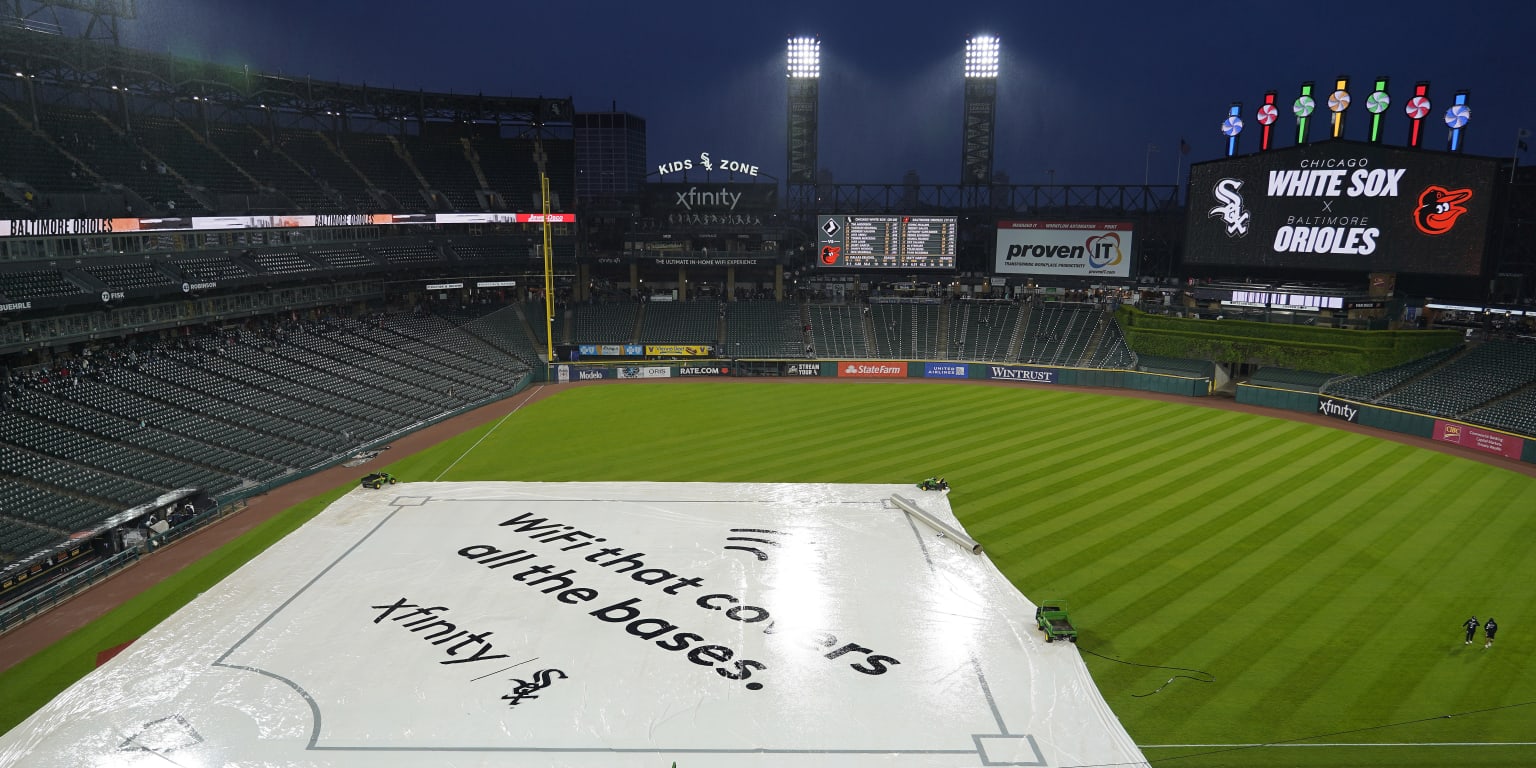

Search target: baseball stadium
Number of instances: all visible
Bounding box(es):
[0,5,1535,768]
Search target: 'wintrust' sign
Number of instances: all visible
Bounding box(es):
[986,365,1057,384]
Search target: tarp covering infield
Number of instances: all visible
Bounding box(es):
[0,483,1149,768]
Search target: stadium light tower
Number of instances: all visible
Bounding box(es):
[961,35,999,186]
[786,36,821,194]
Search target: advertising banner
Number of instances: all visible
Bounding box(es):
[0,211,574,239]
[922,363,969,379]
[645,345,712,357]
[837,361,907,378]
[678,365,732,376]
[616,366,673,380]
[644,183,779,214]
[1316,397,1360,423]
[785,362,821,377]
[556,365,571,384]
[1185,141,1499,275]
[993,221,1133,278]
[985,365,1058,384]
[578,345,645,357]
[1433,420,1524,459]
[573,367,609,381]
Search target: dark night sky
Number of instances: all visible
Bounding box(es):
[117,0,1534,187]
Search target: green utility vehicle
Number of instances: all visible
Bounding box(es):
[360,472,397,489]
[1035,600,1077,643]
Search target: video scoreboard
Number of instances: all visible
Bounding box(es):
[817,215,957,269]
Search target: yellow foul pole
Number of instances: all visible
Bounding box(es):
[541,173,555,363]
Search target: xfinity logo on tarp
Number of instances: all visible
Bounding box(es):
[1317,397,1359,423]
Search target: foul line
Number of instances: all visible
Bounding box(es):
[1142,742,1536,748]
[434,385,544,481]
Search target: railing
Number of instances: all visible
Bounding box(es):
[0,371,533,635]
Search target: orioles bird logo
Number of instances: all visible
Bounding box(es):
[1413,186,1472,236]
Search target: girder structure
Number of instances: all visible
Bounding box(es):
[4,0,136,44]
[0,26,571,133]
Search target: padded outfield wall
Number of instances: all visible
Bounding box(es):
[548,360,1212,398]
[1237,384,1536,465]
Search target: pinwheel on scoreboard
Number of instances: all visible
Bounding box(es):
[1365,77,1390,143]
[1221,103,1244,157]
[1327,76,1350,139]
[1256,91,1279,151]
[1293,81,1316,146]
[1444,90,1471,152]
[1405,81,1432,148]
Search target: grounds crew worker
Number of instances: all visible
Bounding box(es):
[1485,618,1498,649]
[1464,615,1480,645]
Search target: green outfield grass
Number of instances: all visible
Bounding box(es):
[5,381,1535,767]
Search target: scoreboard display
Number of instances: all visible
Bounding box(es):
[817,215,957,269]
[1185,140,1499,276]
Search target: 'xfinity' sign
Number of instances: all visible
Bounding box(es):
[645,183,778,213]
[1317,397,1359,423]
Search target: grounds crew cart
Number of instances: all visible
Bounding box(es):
[1035,600,1078,643]
[360,472,398,489]
[917,477,949,491]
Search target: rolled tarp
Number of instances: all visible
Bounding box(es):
[890,494,983,554]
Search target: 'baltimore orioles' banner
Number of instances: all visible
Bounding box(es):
[1185,140,1498,275]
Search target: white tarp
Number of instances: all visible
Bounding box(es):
[0,482,1148,767]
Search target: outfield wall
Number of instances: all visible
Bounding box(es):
[549,360,1212,397]
[1236,383,1536,466]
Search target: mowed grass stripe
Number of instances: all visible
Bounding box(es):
[1064,427,1368,632]
[982,412,1293,558]
[1150,449,1498,738]
[1098,439,1424,735]
[1225,452,1493,733]
[1331,467,1536,738]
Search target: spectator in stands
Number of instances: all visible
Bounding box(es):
[1485,618,1498,649]
[1464,615,1480,645]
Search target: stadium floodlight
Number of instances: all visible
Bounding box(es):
[964,35,1000,79]
[787,36,820,79]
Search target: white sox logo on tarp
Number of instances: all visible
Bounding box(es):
[1208,178,1251,237]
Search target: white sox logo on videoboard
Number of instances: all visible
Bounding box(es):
[1185,140,1498,275]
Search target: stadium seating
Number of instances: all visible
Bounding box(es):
[947,302,1018,362]
[249,250,319,277]
[336,135,425,211]
[131,117,255,196]
[639,300,719,344]
[1084,315,1136,369]
[1018,304,1099,366]
[0,269,85,300]
[472,138,542,209]
[36,105,201,214]
[1136,354,1215,378]
[173,256,255,283]
[1247,368,1337,392]
[1378,342,1536,417]
[83,262,175,291]
[0,106,99,200]
[571,304,640,343]
[1465,386,1536,437]
[276,129,376,211]
[807,305,867,358]
[1322,347,1460,402]
[404,136,482,211]
[206,126,340,213]
[724,301,804,358]
[307,247,377,270]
